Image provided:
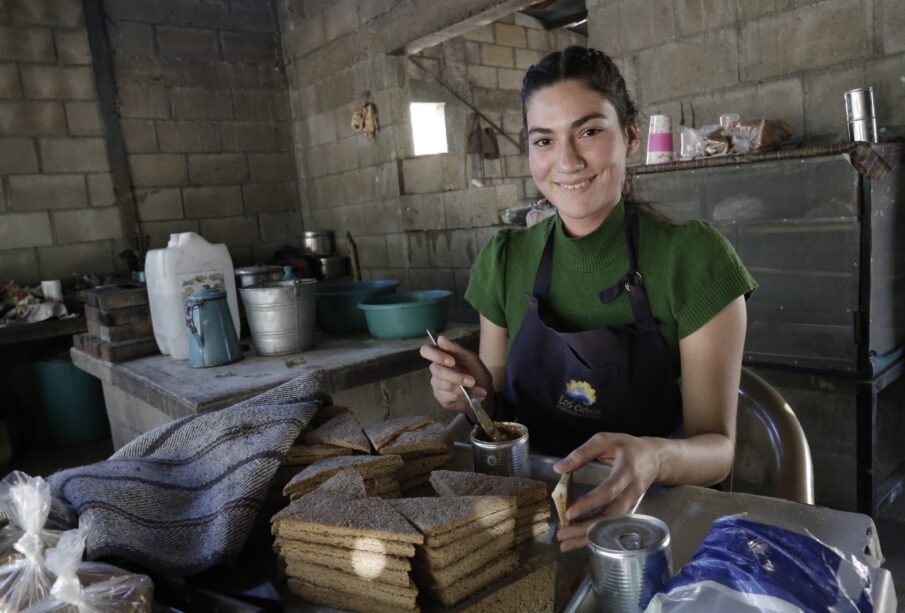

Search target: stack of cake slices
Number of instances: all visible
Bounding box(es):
[276,406,358,482]
[272,470,423,613]
[283,454,403,499]
[429,470,551,544]
[369,418,455,494]
[388,495,518,607]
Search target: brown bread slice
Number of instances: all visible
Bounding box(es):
[415,518,515,569]
[303,412,372,452]
[365,477,402,498]
[275,539,411,572]
[283,442,354,466]
[380,422,451,456]
[551,471,572,527]
[273,529,416,557]
[287,578,419,613]
[514,520,550,545]
[309,404,350,427]
[285,558,412,588]
[432,551,518,607]
[460,558,557,613]
[395,451,455,483]
[286,564,419,609]
[421,507,517,548]
[364,415,433,450]
[283,454,403,498]
[430,470,547,507]
[417,530,515,589]
[388,496,515,539]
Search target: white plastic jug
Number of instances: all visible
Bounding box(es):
[145,232,240,360]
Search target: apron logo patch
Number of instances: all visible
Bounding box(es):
[557,380,601,418]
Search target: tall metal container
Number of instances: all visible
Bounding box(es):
[470,422,530,477]
[239,278,317,355]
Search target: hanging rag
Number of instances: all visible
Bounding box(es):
[466,112,500,159]
[351,102,380,139]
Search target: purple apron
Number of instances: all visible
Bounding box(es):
[501,205,682,456]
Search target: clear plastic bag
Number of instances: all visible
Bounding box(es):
[22,530,154,613]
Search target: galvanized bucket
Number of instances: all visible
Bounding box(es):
[239,278,317,356]
[587,514,672,612]
[470,421,530,478]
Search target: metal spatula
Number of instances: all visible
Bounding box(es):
[426,329,502,443]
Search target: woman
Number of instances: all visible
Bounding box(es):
[421,46,757,551]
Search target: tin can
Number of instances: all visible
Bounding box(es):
[645,115,674,165]
[844,87,878,143]
[587,514,672,612]
[470,422,530,478]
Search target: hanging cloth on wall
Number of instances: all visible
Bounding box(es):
[466,112,500,159]
[351,101,380,139]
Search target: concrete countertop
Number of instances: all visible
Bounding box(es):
[71,322,479,421]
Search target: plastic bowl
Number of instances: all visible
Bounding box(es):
[315,279,399,333]
[357,290,451,339]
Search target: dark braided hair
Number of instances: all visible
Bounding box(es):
[520,46,638,133]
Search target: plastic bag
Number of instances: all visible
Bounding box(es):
[22,530,153,613]
[0,472,58,610]
[730,119,795,154]
[646,515,893,613]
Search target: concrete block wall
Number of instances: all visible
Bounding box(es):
[104,0,299,267]
[0,0,122,285]
[587,0,905,150]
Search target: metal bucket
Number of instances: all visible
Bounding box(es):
[239,278,317,356]
[470,421,530,477]
[587,514,672,612]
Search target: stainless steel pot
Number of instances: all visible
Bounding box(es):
[239,278,317,355]
[303,230,334,256]
[315,255,349,279]
[235,265,283,288]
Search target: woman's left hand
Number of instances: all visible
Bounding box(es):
[552,432,662,552]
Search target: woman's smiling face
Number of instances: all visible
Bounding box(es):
[526,79,639,237]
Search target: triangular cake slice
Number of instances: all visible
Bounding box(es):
[303,412,372,452]
[388,496,515,539]
[283,442,355,466]
[380,422,451,457]
[283,454,403,498]
[364,415,433,450]
[430,470,547,507]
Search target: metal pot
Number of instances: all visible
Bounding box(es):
[235,265,283,288]
[239,278,317,356]
[315,255,349,279]
[303,230,334,257]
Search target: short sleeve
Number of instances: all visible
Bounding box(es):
[672,221,758,338]
[465,230,511,327]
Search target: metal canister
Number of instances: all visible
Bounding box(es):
[239,278,317,355]
[587,514,672,612]
[470,422,530,477]
[303,230,335,257]
[844,87,878,143]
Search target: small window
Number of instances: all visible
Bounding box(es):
[410,102,448,156]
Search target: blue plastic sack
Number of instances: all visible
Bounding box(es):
[646,515,891,613]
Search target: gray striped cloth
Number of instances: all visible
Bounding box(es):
[47,370,327,576]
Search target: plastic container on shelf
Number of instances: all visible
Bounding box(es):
[145,232,240,360]
[33,359,109,445]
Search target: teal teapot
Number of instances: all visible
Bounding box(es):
[185,285,242,368]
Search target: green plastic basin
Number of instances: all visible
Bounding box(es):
[357,290,451,339]
[316,279,399,334]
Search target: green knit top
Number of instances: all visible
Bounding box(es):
[465,200,758,374]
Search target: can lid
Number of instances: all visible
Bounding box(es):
[587,514,669,557]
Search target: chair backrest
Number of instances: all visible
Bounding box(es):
[728,368,815,504]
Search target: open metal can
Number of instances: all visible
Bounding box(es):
[587,514,672,612]
[844,87,878,143]
[470,421,529,478]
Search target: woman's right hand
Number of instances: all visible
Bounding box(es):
[420,335,494,414]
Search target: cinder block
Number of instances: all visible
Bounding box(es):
[221,122,278,152]
[103,0,163,22]
[401,155,461,195]
[443,185,501,230]
[0,63,20,98]
[406,266,455,294]
[109,21,154,56]
[157,120,221,152]
[497,68,523,90]
[385,231,406,267]
[221,31,273,63]
[401,193,446,231]
[737,0,793,21]
[362,198,401,235]
[199,215,260,246]
[229,0,273,33]
[0,211,52,248]
[467,65,497,89]
[64,101,103,136]
[865,55,905,132]
[358,0,398,24]
[514,48,543,71]
[56,28,91,64]
[0,25,54,62]
[331,202,365,236]
[375,160,400,200]
[120,119,158,152]
[0,248,39,284]
[304,206,333,232]
[525,29,548,51]
[284,14,325,59]
[171,88,233,121]
[157,25,220,61]
[141,218,199,249]
[0,139,38,173]
[352,234,388,268]
[618,0,676,52]
[21,65,95,100]
[248,152,294,182]
[161,0,229,29]
[188,153,249,184]
[462,24,494,43]
[183,185,243,218]
[587,5,623,56]
[40,138,109,172]
[739,0,868,82]
[135,187,182,221]
[321,136,356,172]
[341,166,379,204]
[87,173,115,207]
[53,206,122,242]
[675,0,737,36]
[9,174,88,210]
[323,0,358,42]
[880,0,905,53]
[494,24,527,48]
[259,211,301,242]
[8,0,83,26]
[117,85,170,119]
[636,30,738,102]
[242,181,297,213]
[129,153,187,187]
[38,241,116,279]
[233,90,273,121]
[480,44,513,68]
